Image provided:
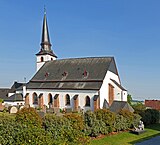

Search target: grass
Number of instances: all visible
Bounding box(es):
[91,124,160,145]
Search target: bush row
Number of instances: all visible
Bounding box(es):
[0,108,141,145]
[132,103,160,125]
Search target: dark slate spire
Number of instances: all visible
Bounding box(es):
[36,9,57,57]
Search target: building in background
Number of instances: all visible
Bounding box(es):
[145,100,160,110]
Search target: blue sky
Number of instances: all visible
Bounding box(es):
[0,0,160,100]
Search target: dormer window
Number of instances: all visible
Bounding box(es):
[83,69,88,77]
[41,57,44,62]
[45,72,49,77]
[62,71,68,77]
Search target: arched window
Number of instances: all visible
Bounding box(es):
[65,94,70,105]
[85,96,90,106]
[51,58,53,60]
[48,93,53,104]
[41,57,44,62]
[33,92,38,104]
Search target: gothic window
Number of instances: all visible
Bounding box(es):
[85,96,90,106]
[48,93,53,104]
[33,92,38,105]
[41,57,44,62]
[65,94,70,105]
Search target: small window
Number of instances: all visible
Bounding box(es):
[33,92,38,104]
[51,58,53,60]
[85,96,90,106]
[65,94,70,105]
[62,71,68,77]
[83,69,88,78]
[41,57,44,62]
[48,93,53,104]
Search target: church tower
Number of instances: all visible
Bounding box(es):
[36,10,57,71]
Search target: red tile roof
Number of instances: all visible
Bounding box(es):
[145,100,160,110]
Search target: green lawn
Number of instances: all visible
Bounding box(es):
[91,124,160,145]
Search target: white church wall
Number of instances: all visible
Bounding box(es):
[26,89,98,111]
[109,80,122,101]
[36,54,56,71]
[99,70,121,108]
[122,90,127,101]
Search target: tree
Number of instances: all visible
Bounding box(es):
[127,94,132,105]
[15,107,42,127]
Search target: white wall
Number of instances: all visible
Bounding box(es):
[36,54,56,71]
[99,70,127,107]
[26,89,98,111]
[122,90,127,101]
[99,70,120,108]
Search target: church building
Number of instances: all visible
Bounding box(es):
[17,12,127,111]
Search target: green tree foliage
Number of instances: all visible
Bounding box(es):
[0,98,4,103]
[119,109,134,128]
[0,116,52,145]
[127,94,132,105]
[132,102,146,114]
[0,108,144,144]
[43,114,90,145]
[64,113,84,130]
[84,110,109,137]
[0,116,16,144]
[94,109,116,127]
[132,113,142,127]
[140,109,160,125]
[114,110,141,132]
[114,114,128,132]
[15,107,42,127]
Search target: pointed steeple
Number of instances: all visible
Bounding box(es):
[36,8,57,58]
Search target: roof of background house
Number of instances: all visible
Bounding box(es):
[0,89,10,100]
[9,82,24,93]
[109,101,134,113]
[0,82,25,101]
[145,100,160,110]
[4,93,23,102]
[27,57,119,90]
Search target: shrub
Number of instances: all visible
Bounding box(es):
[15,107,42,127]
[140,109,160,125]
[0,116,16,145]
[12,125,51,145]
[95,109,116,126]
[119,109,134,128]
[132,113,141,127]
[43,114,90,144]
[0,116,52,145]
[84,110,109,137]
[114,114,125,132]
[64,113,84,130]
